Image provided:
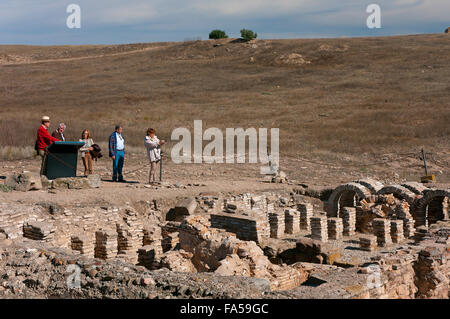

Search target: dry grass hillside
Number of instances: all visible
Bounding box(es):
[0,34,449,177]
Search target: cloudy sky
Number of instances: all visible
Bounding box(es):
[0,0,448,44]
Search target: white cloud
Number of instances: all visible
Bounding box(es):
[81,1,158,25]
[0,0,448,44]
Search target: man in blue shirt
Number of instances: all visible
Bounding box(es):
[109,125,126,182]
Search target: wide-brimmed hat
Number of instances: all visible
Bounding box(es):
[41,116,50,122]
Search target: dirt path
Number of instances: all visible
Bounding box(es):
[0,45,167,66]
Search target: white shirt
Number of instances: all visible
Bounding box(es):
[116,132,125,150]
[145,135,161,162]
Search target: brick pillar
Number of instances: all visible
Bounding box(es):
[327,217,343,240]
[269,212,285,238]
[359,234,377,252]
[95,230,118,260]
[414,226,432,244]
[71,234,95,257]
[298,203,313,231]
[138,243,163,270]
[372,219,392,247]
[390,220,404,243]
[310,216,328,242]
[403,218,416,239]
[342,207,356,236]
[284,209,300,235]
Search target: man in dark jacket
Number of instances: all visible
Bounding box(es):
[51,123,66,141]
[108,125,125,182]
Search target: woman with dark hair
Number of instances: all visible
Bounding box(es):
[144,128,165,185]
[79,129,94,176]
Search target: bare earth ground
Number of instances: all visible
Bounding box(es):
[0,34,449,178]
[0,33,449,205]
[0,150,448,207]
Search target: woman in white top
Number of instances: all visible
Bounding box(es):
[144,128,166,185]
[79,129,94,176]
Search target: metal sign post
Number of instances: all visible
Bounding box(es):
[420,148,435,183]
[421,148,428,176]
[160,151,163,183]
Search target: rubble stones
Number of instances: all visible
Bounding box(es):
[40,175,50,189]
[6,172,42,191]
[414,243,449,298]
[159,250,197,273]
[271,171,288,184]
[215,254,252,276]
[51,175,101,190]
[162,232,179,252]
[0,242,274,299]
[171,197,197,221]
[290,238,341,265]
[178,215,310,291]
[197,195,222,211]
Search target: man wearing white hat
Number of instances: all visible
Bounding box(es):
[36,116,60,175]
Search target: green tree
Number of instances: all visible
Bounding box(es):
[240,29,257,41]
[209,29,228,39]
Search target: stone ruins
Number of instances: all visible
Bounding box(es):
[0,176,448,299]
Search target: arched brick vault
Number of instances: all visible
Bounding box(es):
[354,178,384,194]
[414,189,450,227]
[377,185,421,220]
[377,185,418,206]
[327,182,372,217]
[401,182,429,195]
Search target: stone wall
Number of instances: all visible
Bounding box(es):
[414,243,449,299]
[210,212,269,243]
[361,250,418,298]
[354,226,449,299]
[1,187,448,299]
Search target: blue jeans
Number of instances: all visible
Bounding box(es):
[112,150,125,181]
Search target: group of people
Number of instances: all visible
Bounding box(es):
[36,116,166,185]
